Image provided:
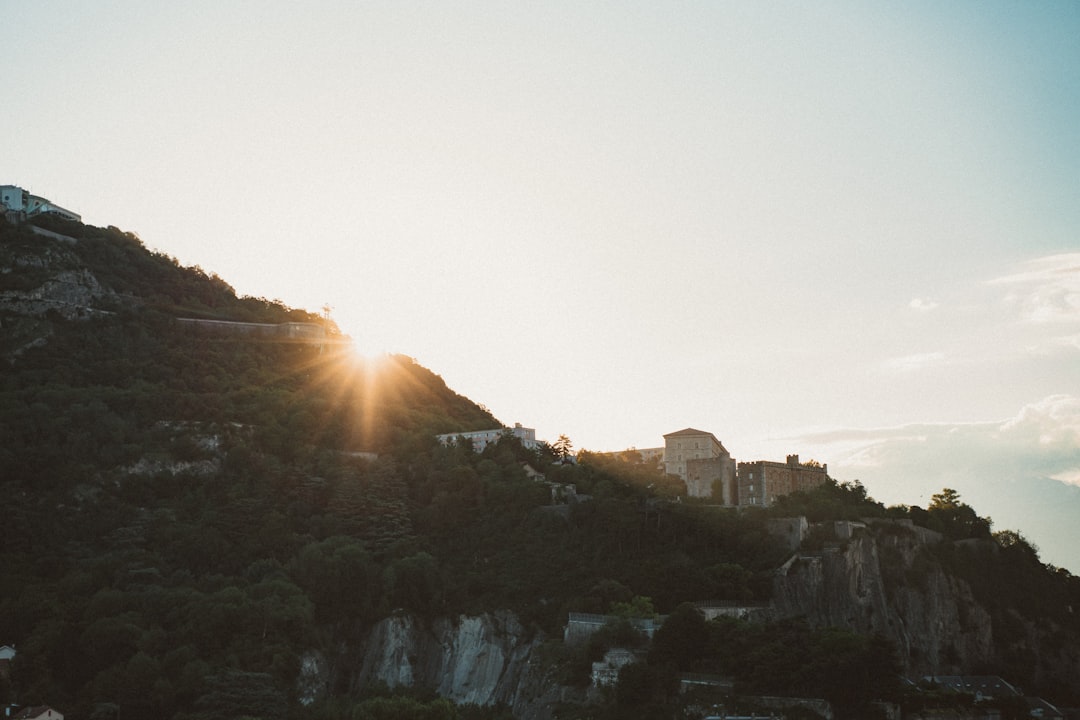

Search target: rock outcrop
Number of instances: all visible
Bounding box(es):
[0,242,116,319]
[0,267,111,317]
[770,520,1080,690]
[326,521,1080,717]
[355,611,568,718]
[0,234,125,359]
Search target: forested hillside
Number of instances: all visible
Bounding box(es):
[2,215,1079,720]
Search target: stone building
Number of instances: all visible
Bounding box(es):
[663,428,735,500]
[736,454,828,507]
[436,423,538,452]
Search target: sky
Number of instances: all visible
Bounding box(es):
[3,1,1079,571]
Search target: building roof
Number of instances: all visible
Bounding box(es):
[663,428,728,453]
[12,706,63,720]
[737,457,827,470]
[923,676,1022,698]
[660,425,721,442]
[663,427,715,438]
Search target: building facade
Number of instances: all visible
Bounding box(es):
[736,454,828,507]
[0,184,81,222]
[598,446,665,464]
[0,186,29,214]
[663,428,735,500]
[436,423,538,452]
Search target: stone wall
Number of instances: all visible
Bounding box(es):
[767,517,808,551]
[563,613,664,646]
[176,317,326,341]
[737,456,828,507]
[686,455,736,502]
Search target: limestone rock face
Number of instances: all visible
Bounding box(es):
[357,611,558,717]
[0,239,119,323]
[0,266,114,318]
[320,522,1080,714]
[0,237,123,358]
[770,521,1079,688]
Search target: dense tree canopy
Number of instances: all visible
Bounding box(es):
[3,216,1079,719]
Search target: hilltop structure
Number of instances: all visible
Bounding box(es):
[1,185,81,223]
[436,423,538,453]
[737,455,829,507]
[662,428,736,502]
[614,428,830,506]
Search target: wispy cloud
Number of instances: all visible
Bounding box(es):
[803,395,1080,483]
[989,252,1080,324]
[793,395,1080,572]
[999,394,1080,448]
[887,254,1080,369]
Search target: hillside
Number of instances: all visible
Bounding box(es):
[2,214,1079,720]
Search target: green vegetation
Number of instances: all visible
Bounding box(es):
[0,218,790,717]
[2,216,1079,718]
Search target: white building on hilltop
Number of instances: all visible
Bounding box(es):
[436,423,538,452]
[1,185,81,222]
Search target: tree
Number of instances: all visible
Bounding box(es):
[649,603,707,670]
[552,434,573,462]
[609,595,656,619]
[193,670,286,720]
[926,488,992,540]
[929,488,962,510]
[993,529,1039,560]
[289,536,382,624]
[351,695,459,720]
[384,552,443,617]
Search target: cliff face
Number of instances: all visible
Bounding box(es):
[353,611,579,719]
[770,521,1080,690]
[0,241,115,319]
[334,522,1080,715]
[0,234,120,359]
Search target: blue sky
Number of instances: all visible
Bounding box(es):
[3,1,1078,570]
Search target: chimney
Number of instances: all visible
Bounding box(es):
[786,454,799,466]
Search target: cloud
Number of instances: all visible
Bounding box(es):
[989,252,1080,324]
[794,395,1080,572]
[807,394,1080,487]
[1053,469,1080,486]
[889,253,1080,367]
[999,394,1080,449]
[881,351,946,373]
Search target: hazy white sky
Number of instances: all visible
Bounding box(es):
[4,1,1079,570]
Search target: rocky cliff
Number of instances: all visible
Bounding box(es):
[318,520,1079,716]
[770,519,1080,692]
[340,611,586,719]
[0,238,116,319]
[0,232,120,359]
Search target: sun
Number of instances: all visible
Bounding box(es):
[322,305,397,362]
